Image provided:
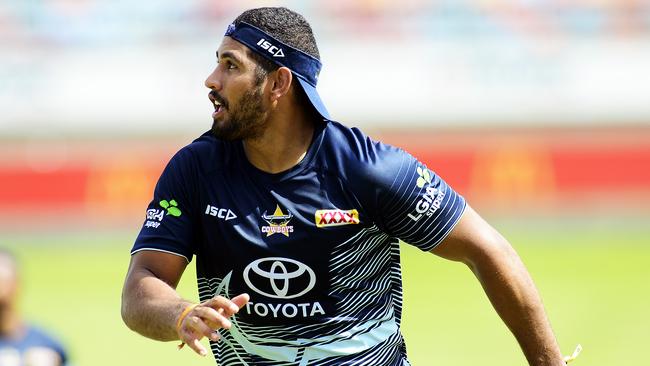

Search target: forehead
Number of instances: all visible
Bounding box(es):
[217,37,254,63]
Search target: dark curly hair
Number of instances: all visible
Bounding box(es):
[233,7,321,84]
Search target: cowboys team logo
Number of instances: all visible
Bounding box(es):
[261,205,294,237]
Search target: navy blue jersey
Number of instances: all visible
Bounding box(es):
[0,325,68,366]
[132,121,466,366]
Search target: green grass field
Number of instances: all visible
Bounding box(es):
[5,216,650,365]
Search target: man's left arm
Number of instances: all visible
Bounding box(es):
[431,205,565,366]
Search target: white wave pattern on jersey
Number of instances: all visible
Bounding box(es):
[197,225,410,366]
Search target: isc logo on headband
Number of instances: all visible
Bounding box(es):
[257,38,285,58]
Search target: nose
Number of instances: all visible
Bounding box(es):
[204,67,222,90]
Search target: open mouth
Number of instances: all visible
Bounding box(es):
[213,99,223,113]
[209,93,226,117]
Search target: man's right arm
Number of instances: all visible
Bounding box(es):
[121,251,248,356]
[121,250,192,341]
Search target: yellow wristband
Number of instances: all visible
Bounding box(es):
[176,304,198,333]
[176,304,198,350]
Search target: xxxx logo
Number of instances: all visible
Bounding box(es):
[315,209,359,228]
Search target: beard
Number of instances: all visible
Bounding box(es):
[211,86,267,141]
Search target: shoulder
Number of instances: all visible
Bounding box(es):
[320,121,411,185]
[167,131,234,175]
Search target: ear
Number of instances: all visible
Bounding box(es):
[269,67,293,102]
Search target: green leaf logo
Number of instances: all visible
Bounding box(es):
[416,166,432,188]
[159,199,182,217]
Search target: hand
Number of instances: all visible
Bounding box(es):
[176,293,250,356]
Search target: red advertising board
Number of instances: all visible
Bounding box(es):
[1,128,648,226]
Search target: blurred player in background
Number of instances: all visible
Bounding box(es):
[0,249,68,366]
[122,6,566,366]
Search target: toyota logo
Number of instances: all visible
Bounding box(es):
[243,257,316,299]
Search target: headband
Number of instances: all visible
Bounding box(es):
[225,21,330,119]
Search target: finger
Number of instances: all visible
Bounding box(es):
[186,337,208,357]
[193,306,233,330]
[231,293,250,309]
[203,296,240,315]
[178,323,207,355]
[183,315,223,340]
[209,293,250,318]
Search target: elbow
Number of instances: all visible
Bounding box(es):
[121,297,144,334]
[464,232,520,277]
[120,294,132,330]
[121,297,131,329]
[120,284,138,332]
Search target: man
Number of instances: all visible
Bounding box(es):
[0,249,68,366]
[121,7,567,365]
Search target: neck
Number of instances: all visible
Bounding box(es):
[243,107,317,174]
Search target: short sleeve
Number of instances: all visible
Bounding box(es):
[369,143,466,251]
[131,148,198,262]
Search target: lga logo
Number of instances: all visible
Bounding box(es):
[261,205,294,237]
[143,198,181,229]
[408,165,446,222]
[315,209,359,228]
[144,208,165,228]
[416,166,432,188]
[257,38,285,57]
[159,199,181,217]
[146,209,164,222]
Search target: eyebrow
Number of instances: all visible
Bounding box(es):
[216,50,243,64]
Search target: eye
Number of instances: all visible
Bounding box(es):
[226,60,237,70]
